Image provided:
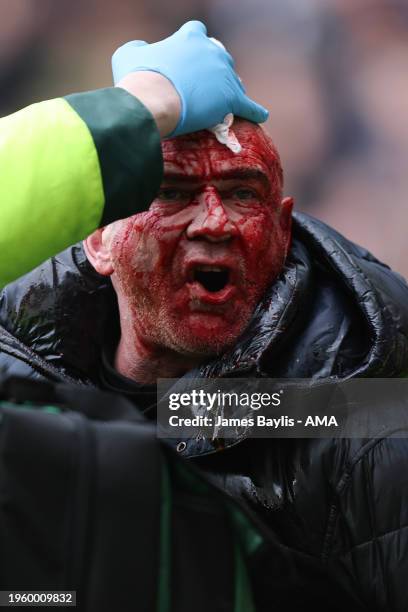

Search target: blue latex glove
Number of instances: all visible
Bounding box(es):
[112,20,268,136]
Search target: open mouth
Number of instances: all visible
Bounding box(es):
[192,266,230,293]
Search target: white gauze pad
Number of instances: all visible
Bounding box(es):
[207,38,242,154]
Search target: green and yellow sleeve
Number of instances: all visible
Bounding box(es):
[0,87,163,287]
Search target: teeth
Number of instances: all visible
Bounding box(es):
[195,265,225,272]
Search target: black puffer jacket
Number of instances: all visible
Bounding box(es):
[1,212,408,611]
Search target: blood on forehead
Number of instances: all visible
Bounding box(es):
[161,119,284,204]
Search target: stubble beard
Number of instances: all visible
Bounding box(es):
[130,296,253,361]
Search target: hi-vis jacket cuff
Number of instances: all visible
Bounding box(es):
[65,87,163,225]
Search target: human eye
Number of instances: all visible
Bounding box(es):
[157,187,190,202]
[232,187,260,201]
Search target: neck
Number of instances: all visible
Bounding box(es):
[114,327,204,384]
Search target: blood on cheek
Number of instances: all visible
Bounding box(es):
[111,210,187,293]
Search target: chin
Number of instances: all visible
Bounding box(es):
[163,312,248,358]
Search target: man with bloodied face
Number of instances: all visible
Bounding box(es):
[2,25,408,612]
[84,121,293,382]
[79,119,408,611]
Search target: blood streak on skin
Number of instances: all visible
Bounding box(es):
[107,119,293,361]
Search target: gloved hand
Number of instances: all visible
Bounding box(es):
[112,20,268,136]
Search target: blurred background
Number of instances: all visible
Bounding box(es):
[1,0,407,277]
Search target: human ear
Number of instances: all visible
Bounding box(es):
[280,197,294,257]
[83,228,114,276]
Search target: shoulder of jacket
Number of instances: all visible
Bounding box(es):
[0,325,76,384]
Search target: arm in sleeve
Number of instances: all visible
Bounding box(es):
[0,87,163,287]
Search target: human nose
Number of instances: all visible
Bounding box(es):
[186,187,237,242]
